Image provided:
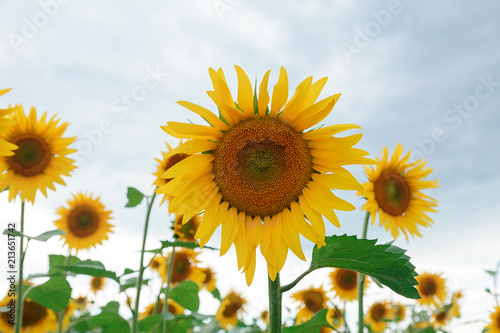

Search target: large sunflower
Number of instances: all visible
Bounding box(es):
[329,268,369,302]
[216,290,246,329]
[152,141,189,205]
[0,89,18,156]
[485,307,500,333]
[0,105,76,203]
[358,144,439,239]
[291,285,328,323]
[157,66,371,283]
[0,295,58,333]
[365,301,390,333]
[416,272,446,307]
[54,193,114,252]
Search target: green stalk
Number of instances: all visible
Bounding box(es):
[57,252,72,333]
[161,246,176,333]
[14,201,25,333]
[357,212,370,333]
[132,192,156,333]
[268,273,282,333]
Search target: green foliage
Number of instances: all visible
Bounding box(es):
[56,259,120,282]
[120,276,149,292]
[87,312,130,333]
[49,254,81,276]
[2,228,65,242]
[309,234,420,299]
[283,308,332,333]
[101,301,120,314]
[26,277,71,312]
[125,187,145,207]
[211,287,221,300]
[146,240,218,254]
[169,281,200,311]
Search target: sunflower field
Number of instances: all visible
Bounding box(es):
[1,2,499,333]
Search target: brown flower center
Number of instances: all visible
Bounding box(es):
[23,299,48,326]
[436,310,447,322]
[213,117,312,217]
[419,277,438,297]
[91,277,103,290]
[203,268,213,284]
[7,134,51,177]
[172,253,191,283]
[374,171,410,216]
[371,303,386,322]
[495,313,500,329]
[302,290,324,313]
[222,295,243,318]
[68,205,99,238]
[336,269,357,291]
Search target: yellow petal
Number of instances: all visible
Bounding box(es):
[245,254,257,286]
[208,67,234,108]
[308,133,363,150]
[279,76,313,122]
[258,70,271,117]
[164,140,217,159]
[289,201,318,244]
[234,65,255,117]
[220,207,240,256]
[303,77,328,108]
[281,209,306,261]
[311,171,363,191]
[206,90,245,125]
[270,67,288,117]
[162,122,222,140]
[292,94,340,132]
[176,101,229,130]
[298,196,326,246]
[162,154,213,179]
[302,124,362,141]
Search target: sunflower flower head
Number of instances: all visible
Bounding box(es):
[216,290,246,329]
[329,268,369,302]
[0,89,18,157]
[485,307,500,333]
[365,301,390,333]
[449,291,462,318]
[149,254,167,282]
[416,272,447,307]
[152,141,189,205]
[358,144,439,239]
[201,266,217,292]
[0,293,58,333]
[0,105,77,203]
[431,308,450,328]
[54,193,114,253]
[157,66,372,284]
[90,277,105,295]
[292,285,328,323]
[166,249,205,287]
[391,302,406,322]
[173,213,200,242]
[139,299,184,320]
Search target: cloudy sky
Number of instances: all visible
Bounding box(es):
[1,0,500,331]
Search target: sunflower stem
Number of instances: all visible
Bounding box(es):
[132,192,156,333]
[280,267,314,293]
[357,212,370,333]
[161,246,176,333]
[57,251,71,333]
[14,201,26,333]
[268,273,282,333]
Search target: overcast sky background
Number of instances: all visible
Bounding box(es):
[1,1,500,332]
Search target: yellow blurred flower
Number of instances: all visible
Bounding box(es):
[329,268,369,302]
[0,89,18,157]
[216,291,246,329]
[292,286,328,323]
[416,272,446,307]
[365,301,390,333]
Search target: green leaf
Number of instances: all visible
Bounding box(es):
[31,229,65,242]
[171,318,194,333]
[309,234,419,299]
[486,288,492,294]
[139,314,162,332]
[485,270,497,277]
[2,229,23,238]
[169,281,200,311]
[87,312,130,333]
[122,268,135,276]
[283,308,331,333]
[56,260,120,282]
[26,277,71,312]
[147,240,217,254]
[125,187,145,207]
[211,287,221,300]
[49,255,81,276]
[120,276,149,292]
[101,301,120,314]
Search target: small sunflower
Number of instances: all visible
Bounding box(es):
[54,193,114,252]
[152,141,189,205]
[329,268,369,302]
[90,277,106,294]
[0,294,58,333]
[216,291,246,329]
[485,307,500,333]
[139,299,184,320]
[431,309,449,328]
[359,144,439,239]
[391,303,406,322]
[166,249,206,287]
[0,89,18,157]
[292,286,328,323]
[74,295,88,310]
[201,266,217,292]
[416,272,446,307]
[365,301,390,333]
[173,213,200,242]
[59,300,78,330]
[0,105,76,203]
[157,66,372,284]
[324,307,344,332]
[149,254,167,282]
[448,291,462,318]
[260,310,269,325]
